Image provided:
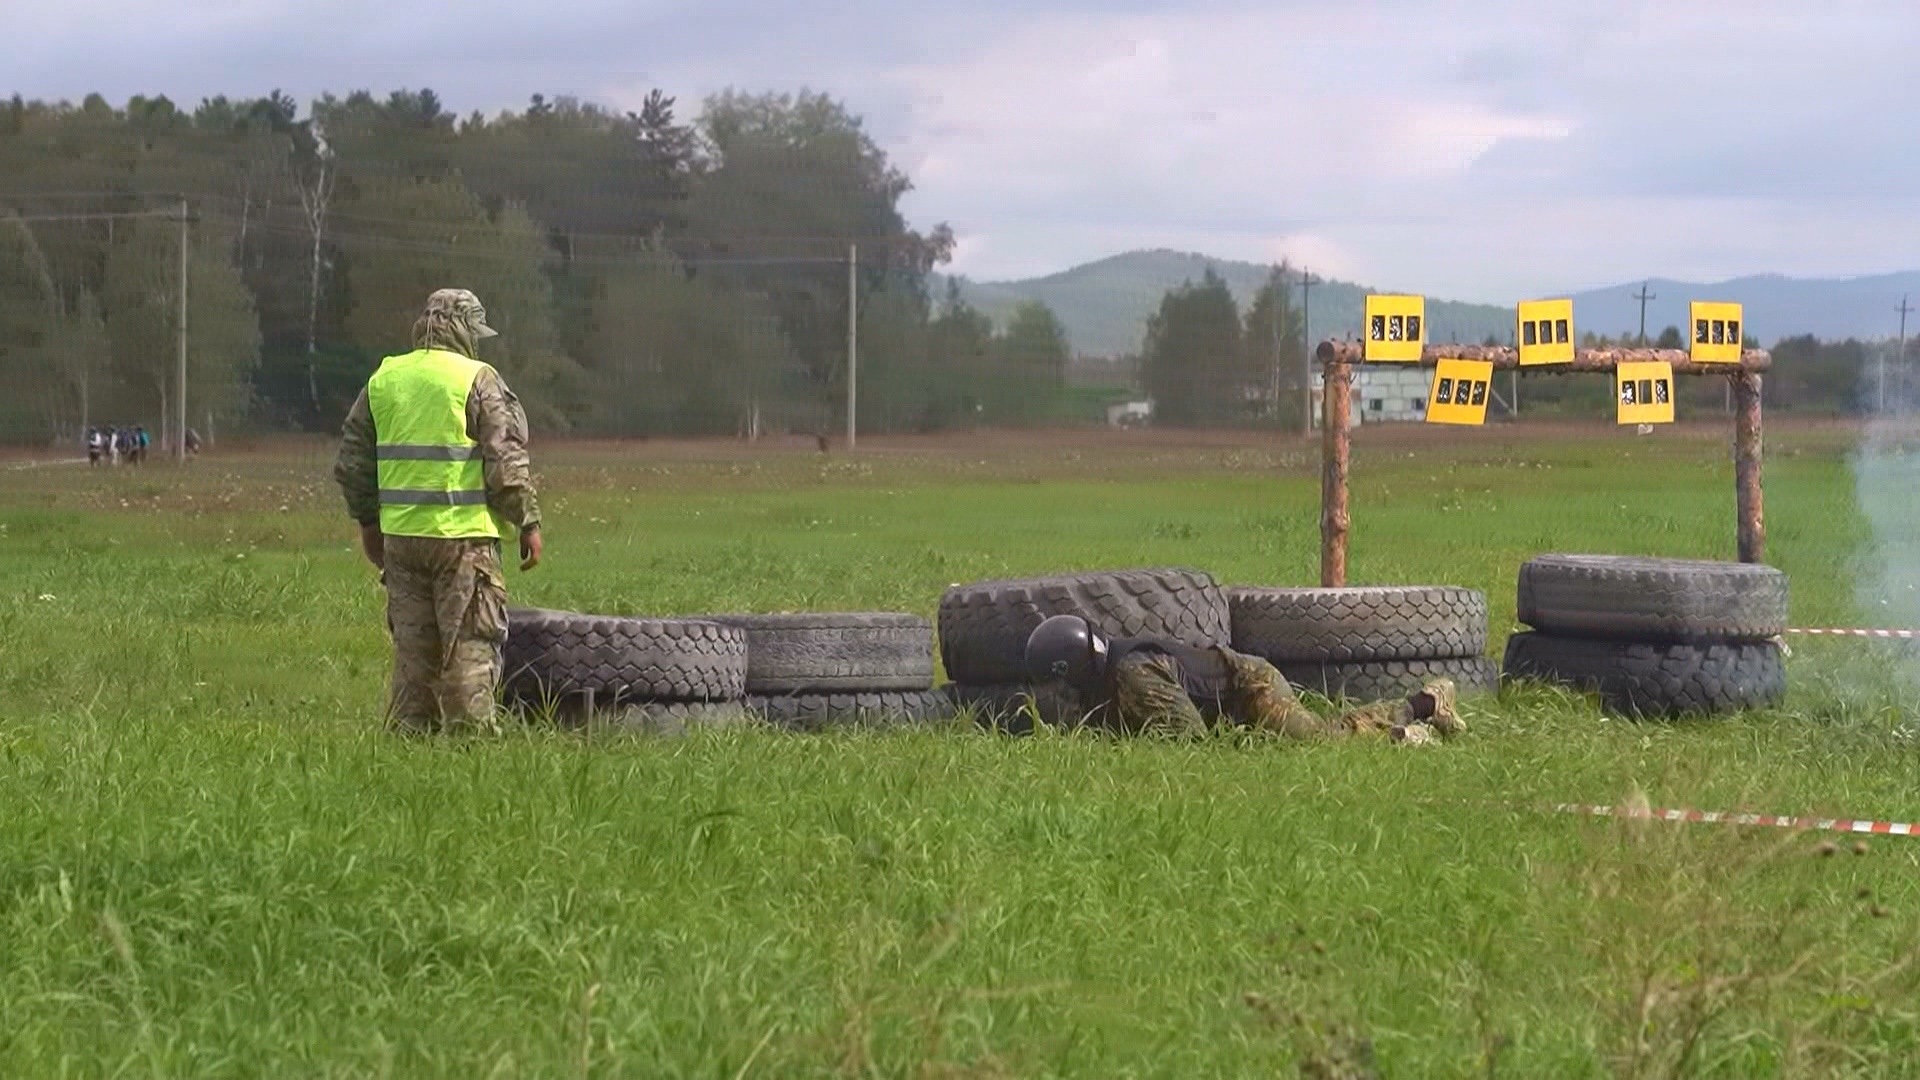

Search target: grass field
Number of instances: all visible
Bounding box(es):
[6,420,1920,1078]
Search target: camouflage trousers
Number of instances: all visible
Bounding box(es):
[382,535,509,735]
[1106,646,1432,740]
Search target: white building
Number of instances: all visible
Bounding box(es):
[1311,365,1435,426]
[1105,400,1153,427]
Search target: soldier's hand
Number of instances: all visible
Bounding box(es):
[359,523,385,571]
[519,525,542,571]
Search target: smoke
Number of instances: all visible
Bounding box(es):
[1845,340,1920,693]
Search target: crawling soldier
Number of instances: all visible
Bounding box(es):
[1023,614,1464,744]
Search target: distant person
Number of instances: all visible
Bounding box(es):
[134,426,150,463]
[86,427,104,466]
[333,288,544,736]
[1023,614,1466,744]
[184,428,202,457]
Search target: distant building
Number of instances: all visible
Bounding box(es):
[1106,400,1153,428]
[1312,365,1434,425]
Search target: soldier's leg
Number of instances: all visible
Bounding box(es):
[1218,648,1337,739]
[1110,652,1209,738]
[382,540,444,735]
[1327,677,1465,743]
[436,539,509,735]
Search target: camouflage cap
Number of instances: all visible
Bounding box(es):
[423,288,498,338]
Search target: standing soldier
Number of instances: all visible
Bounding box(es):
[333,288,544,735]
[1023,614,1465,744]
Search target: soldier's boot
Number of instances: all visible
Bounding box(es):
[1391,722,1439,746]
[1405,678,1464,737]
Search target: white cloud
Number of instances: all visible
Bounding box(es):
[884,5,1581,286]
[884,0,1920,296]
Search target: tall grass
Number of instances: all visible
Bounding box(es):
[2,423,1918,1076]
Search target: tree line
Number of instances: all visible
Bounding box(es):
[0,87,1078,446]
[2,85,1906,447]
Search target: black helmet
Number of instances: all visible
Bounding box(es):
[1025,613,1110,685]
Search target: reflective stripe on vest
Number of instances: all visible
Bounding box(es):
[367,348,499,539]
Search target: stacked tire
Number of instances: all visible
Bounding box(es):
[1226,586,1498,700]
[503,608,955,732]
[701,613,952,730]
[937,567,1233,732]
[502,607,752,733]
[1500,554,1789,718]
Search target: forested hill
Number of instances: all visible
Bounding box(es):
[940,251,1920,358]
[942,253,1509,358]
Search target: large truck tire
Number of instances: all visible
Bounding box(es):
[1516,554,1789,643]
[938,568,1230,686]
[1502,631,1787,717]
[503,607,748,705]
[1229,585,1487,663]
[701,612,934,693]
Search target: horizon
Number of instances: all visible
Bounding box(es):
[942,247,1920,303]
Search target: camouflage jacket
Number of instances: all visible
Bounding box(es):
[333,363,541,533]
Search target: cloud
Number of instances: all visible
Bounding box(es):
[929,1,1920,295]
[6,0,1919,299]
[882,4,1581,287]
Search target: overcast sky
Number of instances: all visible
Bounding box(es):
[9,0,1920,302]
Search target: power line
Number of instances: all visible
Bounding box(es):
[210,212,892,266]
[2,188,946,254]
[0,208,181,224]
[7,192,932,249]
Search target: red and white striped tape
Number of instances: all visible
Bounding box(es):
[1556,802,1919,837]
[1785,627,1920,639]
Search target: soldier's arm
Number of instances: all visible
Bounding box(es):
[467,366,541,532]
[332,387,381,526]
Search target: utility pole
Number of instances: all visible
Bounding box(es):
[1632,281,1656,346]
[1299,266,1319,432]
[176,197,190,463]
[1896,293,1913,417]
[846,242,857,450]
[1269,264,1282,428]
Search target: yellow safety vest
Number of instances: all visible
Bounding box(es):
[367,348,499,539]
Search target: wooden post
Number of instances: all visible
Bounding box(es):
[1319,348,1351,587]
[1734,371,1765,563]
[1310,340,1771,578]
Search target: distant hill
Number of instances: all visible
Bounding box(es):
[935,250,1920,359]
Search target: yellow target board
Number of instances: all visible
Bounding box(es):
[1363,294,1425,362]
[1689,301,1744,364]
[1616,361,1675,424]
[1426,359,1494,425]
[1516,298,1574,366]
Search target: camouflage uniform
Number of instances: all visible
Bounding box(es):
[1073,637,1461,743]
[333,289,541,735]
